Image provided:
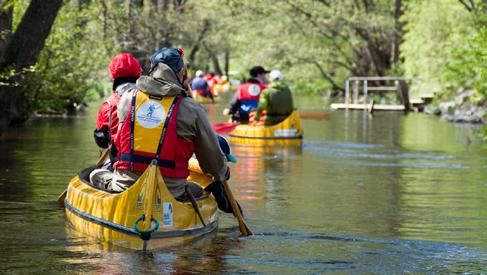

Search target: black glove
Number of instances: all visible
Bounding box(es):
[205,181,243,217]
[93,127,109,149]
[110,143,118,159]
[225,167,231,181]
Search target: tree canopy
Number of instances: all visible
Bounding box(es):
[0,0,485,124]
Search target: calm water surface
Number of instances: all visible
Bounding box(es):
[0,94,486,274]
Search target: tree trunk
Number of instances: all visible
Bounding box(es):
[0,0,63,133]
[354,26,389,76]
[0,0,13,57]
[204,43,223,75]
[391,0,402,64]
[188,19,210,65]
[224,48,230,76]
[312,60,343,95]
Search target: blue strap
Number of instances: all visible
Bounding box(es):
[129,91,137,172]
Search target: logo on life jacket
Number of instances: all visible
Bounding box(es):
[136,101,165,128]
[248,84,261,96]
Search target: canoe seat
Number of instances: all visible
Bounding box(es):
[79,165,120,194]
[78,165,209,201]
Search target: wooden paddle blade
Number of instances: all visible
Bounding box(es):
[57,189,67,206]
[212,122,240,135]
[96,148,111,165]
[222,181,253,236]
[300,111,329,120]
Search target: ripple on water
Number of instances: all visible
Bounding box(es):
[303,140,467,169]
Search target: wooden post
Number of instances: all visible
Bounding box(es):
[353,80,359,104]
[363,80,368,104]
[396,80,410,111]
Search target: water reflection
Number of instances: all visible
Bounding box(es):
[0,101,486,273]
[230,145,302,220]
[64,226,245,273]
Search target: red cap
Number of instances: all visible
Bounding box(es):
[109,53,142,79]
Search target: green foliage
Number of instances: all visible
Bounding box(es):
[6,0,485,115]
[24,2,115,113]
[401,0,486,100]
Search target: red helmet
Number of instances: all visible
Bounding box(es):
[109,53,142,79]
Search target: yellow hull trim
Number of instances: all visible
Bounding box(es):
[229,111,303,146]
[64,159,218,250]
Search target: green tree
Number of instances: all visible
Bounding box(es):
[25,1,114,114]
[0,0,63,132]
[401,0,486,100]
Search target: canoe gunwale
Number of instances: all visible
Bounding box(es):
[65,199,218,240]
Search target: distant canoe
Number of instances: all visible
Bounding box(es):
[64,159,218,250]
[228,111,303,146]
[192,91,220,104]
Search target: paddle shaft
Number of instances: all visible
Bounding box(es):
[299,111,329,120]
[185,185,206,226]
[212,122,240,135]
[57,148,111,205]
[222,181,253,236]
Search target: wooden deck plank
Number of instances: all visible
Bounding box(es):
[330,103,406,111]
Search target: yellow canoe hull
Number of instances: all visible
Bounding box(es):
[228,111,303,146]
[64,159,218,250]
[192,92,220,104]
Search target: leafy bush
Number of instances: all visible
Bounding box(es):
[401,0,486,101]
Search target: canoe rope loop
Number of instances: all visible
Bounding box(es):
[133,214,160,241]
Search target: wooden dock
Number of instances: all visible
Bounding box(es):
[330,103,405,111]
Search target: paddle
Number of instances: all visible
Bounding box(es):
[213,122,240,135]
[300,111,329,120]
[221,180,253,236]
[57,148,110,206]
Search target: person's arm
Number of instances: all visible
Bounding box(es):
[94,101,111,148]
[117,90,134,126]
[254,89,269,121]
[206,82,214,100]
[227,92,239,114]
[96,101,110,129]
[178,99,229,181]
[194,107,229,181]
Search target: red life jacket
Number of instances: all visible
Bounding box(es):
[113,92,194,178]
[106,94,120,140]
[95,93,120,141]
[236,83,267,115]
[96,83,137,142]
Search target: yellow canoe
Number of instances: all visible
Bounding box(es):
[64,159,218,251]
[228,111,303,146]
[192,91,220,104]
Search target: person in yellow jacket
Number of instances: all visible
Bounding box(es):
[91,48,231,205]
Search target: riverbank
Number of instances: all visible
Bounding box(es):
[425,89,486,124]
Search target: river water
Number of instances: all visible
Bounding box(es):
[0,94,486,274]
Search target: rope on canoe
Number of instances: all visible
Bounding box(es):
[133,214,160,241]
